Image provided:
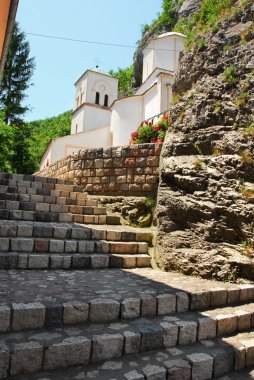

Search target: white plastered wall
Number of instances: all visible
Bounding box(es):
[40,126,110,169]
[71,105,111,134]
[111,96,143,146]
[142,33,186,83]
[143,85,159,120]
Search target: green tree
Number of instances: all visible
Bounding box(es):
[109,66,134,97]
[0,22,35,125]
[0,22,35,173]
[27,110,72,170]
[0,113,13,171]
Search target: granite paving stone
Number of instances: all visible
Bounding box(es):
[0,268,254,306]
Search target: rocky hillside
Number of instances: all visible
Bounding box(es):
[156,0,254,282]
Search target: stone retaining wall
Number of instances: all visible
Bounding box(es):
[36,144,162,194]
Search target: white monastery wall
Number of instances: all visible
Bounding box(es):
[71,107,85,134]
[40,127,110,169]
[143,86,159,120]
[72,106,111,134]
[111,97,143,146]
[142,48,154,82]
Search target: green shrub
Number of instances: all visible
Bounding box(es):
[223,66,238,84]
[130,114,170,144]
[242,124,254,138]
[172,93,180,105]
[242,240,254,257]
[0,114,14,171]
[193,158,204,170]
[196,39,207,48]
[236,92,249,106]
[239,151,254,164]
[174,0,237,42]
[223,44,231,51]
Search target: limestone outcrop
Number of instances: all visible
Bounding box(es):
[156,2,254,281]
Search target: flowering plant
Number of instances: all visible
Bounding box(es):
[130,114,170,144]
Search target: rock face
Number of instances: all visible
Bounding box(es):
[178,0,202,19]
[156,2,254,282]
[98,196,156,227]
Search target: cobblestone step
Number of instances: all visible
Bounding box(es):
[0,320,253,378]
[0,237,147,254]
[1,295,254,335]
[0,253,151,270]
[0,220,153,244]
[1,269,254,331]
[0,200,107,215]
[0,178,84,193]
[6,333,254,380]
[0,209,121,224]
[2,268,254,313]
[0,172,71,185]
[0,184,87,201]
[0,192,98,207]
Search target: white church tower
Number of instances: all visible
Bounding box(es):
[71,67,118,135]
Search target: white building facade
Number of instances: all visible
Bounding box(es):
[40,32,186,169]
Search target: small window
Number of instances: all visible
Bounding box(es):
[104,94,109,107]
[95,92,100,105]
[75,124,78,134]
[80,93,83,105]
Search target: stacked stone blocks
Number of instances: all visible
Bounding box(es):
[36,143,162,194]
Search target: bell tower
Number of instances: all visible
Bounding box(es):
[71,67,118,135]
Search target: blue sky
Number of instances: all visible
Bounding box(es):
[16,0,163,121]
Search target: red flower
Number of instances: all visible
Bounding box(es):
[162,114,169,120]
[131,131,139,138]
[148,121,153,126]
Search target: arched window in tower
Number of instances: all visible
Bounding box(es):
[104,94,109,107]
[95,92,100,105]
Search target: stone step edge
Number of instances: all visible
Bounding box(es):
[0,172,72,185]
[0,181,84,193]
[0,211,121,225]
[0,187,87,200]
[3,339,251,380]
[0,223,153,244]
[0,323,253,378]
[0,253,151,270]
[1,283,254,333]
[0,238,148,254]
[0,194,98,207]
[0,206,108,217]
[0,201,106,215]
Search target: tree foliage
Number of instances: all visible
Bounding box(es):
[0,114,13,171]
[140,0,178,37]
[0,22,35,125]
[0,22,36,174]
[109,66,134,97]
[174,0,237,41]
[27,110,72,170]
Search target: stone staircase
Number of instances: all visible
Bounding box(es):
[0,173,152,270]
[0,173,254,379]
